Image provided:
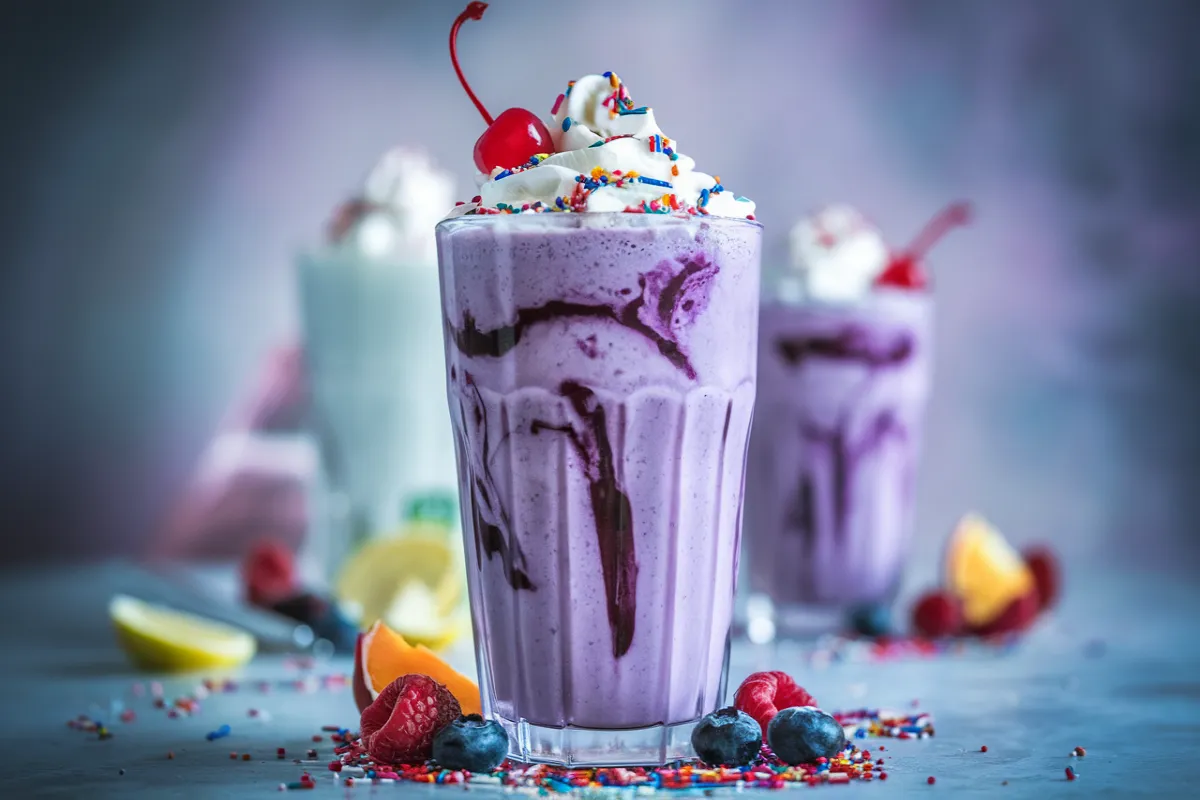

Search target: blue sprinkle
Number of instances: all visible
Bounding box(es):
[699,188,710,206]
[617,106,648,116]
[663,146,674,156]
[588,140,605,148]
[562,117,572,132]
[670,152,679,161]
[636,176,672,188]
[556,197,565,209]
[205,724,231,741]
[603,71,612,78]
[493,170,512,181]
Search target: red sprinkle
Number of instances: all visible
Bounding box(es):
[1073,746,1087,757]
[312,735,322,742]
[880,772,888,780]
[1066,767,1076,781]
[242,753,251,761]
[928,776,936,785]
[981,745,988,752]
[229,752,238,760]
[328,761,342,772]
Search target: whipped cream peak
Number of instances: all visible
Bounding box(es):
[330,147,454,263]
[787,204,892,303]
[448,72,755,220]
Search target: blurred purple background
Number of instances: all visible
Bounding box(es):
[2,0,1197,582]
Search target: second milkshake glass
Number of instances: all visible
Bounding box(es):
[745,292,932,632]
[437,213,761,766]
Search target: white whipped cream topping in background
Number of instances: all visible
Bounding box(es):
[786,205,891,303]
[335,148,454,263]
[459,73,754,218]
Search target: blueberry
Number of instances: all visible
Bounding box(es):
[432,714,509,772]
[269,593,358,653]
[690,707,762,766]
[848,603,893,638]
[767,706,847,765]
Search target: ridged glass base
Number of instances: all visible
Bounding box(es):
[498,716,701,767]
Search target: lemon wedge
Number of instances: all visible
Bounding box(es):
[334,533,467,649]
[945,514,1035,626]
[109,594,256,671]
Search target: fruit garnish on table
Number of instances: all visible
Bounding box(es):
[945,513,1035,626]
[109,594,256,671]
[767,706,847,766]
[432,714,509,772]
[333,530,467,649]
[733,670,817,738]
[908,512,1062,639]
[690,707,762,766]
[352,620,481,716]
[360,674,460,764]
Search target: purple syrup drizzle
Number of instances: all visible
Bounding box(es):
[444,256,719,657]
[531,382,638,659]
[454,374,535,591]
[775,327,914,547]
[445,256,718,381]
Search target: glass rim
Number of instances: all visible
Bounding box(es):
[436,211,762,233]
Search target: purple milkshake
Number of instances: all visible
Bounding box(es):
[743,204,967,635]
[437,46,759,764]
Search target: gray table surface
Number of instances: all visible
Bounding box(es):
[1,561,1196,798]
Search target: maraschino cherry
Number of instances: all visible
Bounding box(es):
[451,2,554,173]
[875,201,972,290]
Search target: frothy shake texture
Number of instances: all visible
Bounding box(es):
[745,204,966,616]
[299,149,458,546]
[438,4,760,765]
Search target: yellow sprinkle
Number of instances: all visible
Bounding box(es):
[610,73,620,88]
[627,170,639,179]
[591,166,604,179]
[714,175,721,183]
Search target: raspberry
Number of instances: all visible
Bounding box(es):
[911,591,964,638]
[360,674,461,765]
[969,590,1039,637]
[733,671,817,736]
[243,538,296,607]
[1023,546,1060,610]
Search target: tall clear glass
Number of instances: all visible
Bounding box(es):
[436,213,761,766]
[297,246,459,578]
[744,290,932,635]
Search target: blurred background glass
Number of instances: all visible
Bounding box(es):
[1,0,1197,593]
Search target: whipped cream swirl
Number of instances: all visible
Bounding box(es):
[454,73,755,218]
[330,148,455,263]
[785,205,891,303]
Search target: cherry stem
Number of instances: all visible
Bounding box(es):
[450,2,494,126]
[904,201,972,261]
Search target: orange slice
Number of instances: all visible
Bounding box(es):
[353,620,481,716]
[945,513,1034,627]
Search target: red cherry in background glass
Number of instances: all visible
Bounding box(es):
[876,201,972,289]
[451,3,555,173]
